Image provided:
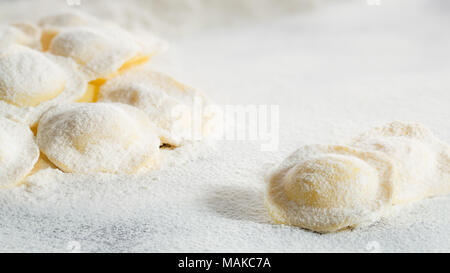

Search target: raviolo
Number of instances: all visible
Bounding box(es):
[37,103,161,174]
[352,121,450,205]
[266,145,393,233]
[0,44,86,125]
[266,122,450,233]
[0,116,39,188]
[0,45,66,107]
[48,25,160,82]
[38,11,103,51]
[0,22,41,49]
[98,68,213,146]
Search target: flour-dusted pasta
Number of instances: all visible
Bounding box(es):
[38,11,104,51]
[37,103,161,174]
[0,116,39,188]
[0,11,207,181]
[266,122,450,233]
[0,22,41,49]
[98,68,213,146]
[266,145,393,233]
[352,121,450,204]
[48,26,143,81]
[0,44,86,125]
[42,11,166,82]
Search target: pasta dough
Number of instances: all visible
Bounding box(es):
[266,122,450,233]
[0,45,66,107]
[0,12,203,181]
[352,121,450,204]
[0,45,86,125]
[98,68,212,146]
[266,145,393,233]
[40,11,166,78]
[48,26,142,81]
[0,116,39,188]
[43,11,165,82]
[0,22,41,49]
[37,103,161,174]
[38,11,108,51]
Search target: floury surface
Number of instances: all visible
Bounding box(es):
[0,0,449,252]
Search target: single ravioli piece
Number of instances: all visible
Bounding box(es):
[352,121,450,205]
[39,11,167,54]
[98,68,214,146]
[265,145,393,233]
[47,24,163,82]
[0,116,39,188]
[0,44,86,126]
[0,22,41,49]
[37,103,161,174]
[38,11,105,51]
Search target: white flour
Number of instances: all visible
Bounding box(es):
[0,0,449,252]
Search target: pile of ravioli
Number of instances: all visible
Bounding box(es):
[266,121,450,233]
[0,12,212,188]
